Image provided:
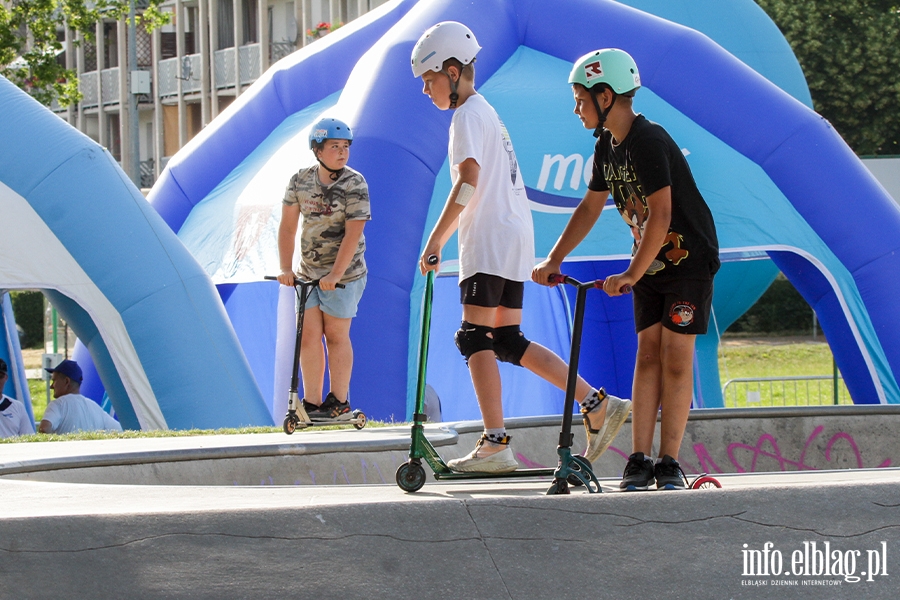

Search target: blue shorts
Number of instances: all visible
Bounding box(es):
[303,275,367,319]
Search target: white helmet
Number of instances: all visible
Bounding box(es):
[410,21,481,78]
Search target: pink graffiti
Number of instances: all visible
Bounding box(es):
[686,425,892,474]
[517,425,893,476]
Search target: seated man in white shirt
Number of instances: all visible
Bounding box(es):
[39,359,123,434]
[0,358,35,438]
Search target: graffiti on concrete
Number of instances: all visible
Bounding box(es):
[685,425,891,474]
[518,425,893,476]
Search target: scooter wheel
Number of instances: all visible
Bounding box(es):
[690,475,722,490]
[283,415,296,435]
[353,411,367,430]
[546,478,571,495]
[395,462,426,493]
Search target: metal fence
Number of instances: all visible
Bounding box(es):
[101,67,120,105]
[80,71,99,108]
[722,375,852,408]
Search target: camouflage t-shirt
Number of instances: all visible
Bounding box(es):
[283,165,371,282]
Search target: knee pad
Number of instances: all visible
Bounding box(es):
[455,321,494,361]
[492,325,531,366]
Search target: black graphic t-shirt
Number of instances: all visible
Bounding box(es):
[588,115,719,281]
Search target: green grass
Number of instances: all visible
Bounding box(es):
[718,339,851,408]
[28,378,48,421]
[1,420,398,444]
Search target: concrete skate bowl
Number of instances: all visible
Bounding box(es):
[2,407,898,486]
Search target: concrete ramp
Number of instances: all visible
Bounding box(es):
[1,406,898,486]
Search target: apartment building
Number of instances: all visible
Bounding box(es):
[54,0,389,188]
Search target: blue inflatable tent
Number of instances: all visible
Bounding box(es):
[0,77,271,430]
[143,0,900,424]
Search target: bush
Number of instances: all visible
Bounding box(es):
[9,291,44,348]
[727,274,815,336]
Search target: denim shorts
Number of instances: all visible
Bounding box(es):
[303,274,367,319]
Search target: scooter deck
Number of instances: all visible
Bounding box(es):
[433,467,557,481]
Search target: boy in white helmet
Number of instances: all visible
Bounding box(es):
[533,49,720,490]
[411,22,631,473]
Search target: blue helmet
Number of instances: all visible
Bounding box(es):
[309,117,353,149]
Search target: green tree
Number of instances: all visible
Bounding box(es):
[0,0,169,107]
[756,0,900,155]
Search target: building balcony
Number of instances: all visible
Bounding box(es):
[80,71,100,108]
[101,67,120,105]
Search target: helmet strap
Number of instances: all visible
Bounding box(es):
[316,159,344,182]
[443,69,460,109]
[590,86,617,138]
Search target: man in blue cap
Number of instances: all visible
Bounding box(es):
[39,359,122,434]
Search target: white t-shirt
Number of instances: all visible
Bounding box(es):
[449,93,535,282]
[0,395,34,437]
[42,394,123,434]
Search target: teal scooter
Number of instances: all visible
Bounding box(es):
[395,257,618,495]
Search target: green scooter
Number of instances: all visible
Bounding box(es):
[395,257,617,495]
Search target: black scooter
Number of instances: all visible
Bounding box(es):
[265,275,367,433]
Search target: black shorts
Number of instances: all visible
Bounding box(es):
[459,273,524,308]
[633,277,713,335]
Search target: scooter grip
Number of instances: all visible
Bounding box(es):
[426,255,439,265]
[548,273,567,284]
[593,280,633,294]
[263,275,344,288]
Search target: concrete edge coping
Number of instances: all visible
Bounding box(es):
[2,405,896,477]
[0,425,463,476]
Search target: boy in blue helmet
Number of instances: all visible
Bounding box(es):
[277,117,371,420]
[411,23,631,473]
[534,49,720,490]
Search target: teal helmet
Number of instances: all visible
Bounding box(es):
[309,117,353,149]
[568,48,641,94]
[569,49,640,136]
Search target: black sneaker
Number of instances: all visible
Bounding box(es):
[619,452,655,491]
[655,455,687,490]
[308,392,353,421]
[300,399,320,417]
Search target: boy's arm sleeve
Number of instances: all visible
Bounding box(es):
[449,111,484,167]
[345,177,371,221]
[283,174,299,206]
[587,141,610,193]
[633,138,672,197]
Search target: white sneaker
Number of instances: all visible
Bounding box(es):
[583,393,632,463]
[447,435,518,473]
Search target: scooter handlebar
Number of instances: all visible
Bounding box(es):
[549,274,631,294]
[426,255,439,266]
[264,275,345,289]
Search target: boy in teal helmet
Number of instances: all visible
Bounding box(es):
[412,24,631,473]
[277,117,371,420]
[534,49,720,490]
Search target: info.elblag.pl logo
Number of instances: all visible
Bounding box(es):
[741,541,889,585]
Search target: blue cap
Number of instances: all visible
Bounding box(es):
[46,359,83,383]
